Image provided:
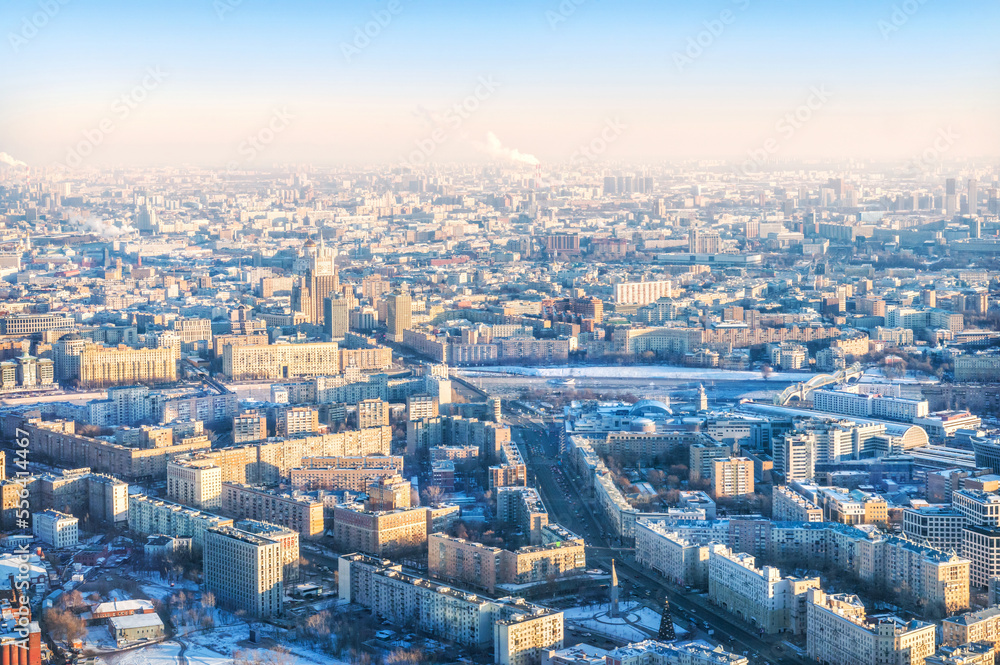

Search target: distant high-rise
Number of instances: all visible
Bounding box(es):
[387,291,412,342]
[324,294,350,339]
[946,178,958,216]
[968,178,978,215]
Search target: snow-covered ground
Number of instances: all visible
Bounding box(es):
[103,641,182,665]
[132,571,199,601]
[563,601,687,643]
[184,623,349,665]
[460,366,816,381]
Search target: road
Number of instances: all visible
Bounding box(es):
[510,415,806,665]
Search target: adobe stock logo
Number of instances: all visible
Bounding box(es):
[400,77,500,168]
[878,0,931,40]
[672,0,751,74]
[739,86,833,176]
[570,118,628,165]
[227,108,295,170]
[341,0,406,63]
[61,67,169,170]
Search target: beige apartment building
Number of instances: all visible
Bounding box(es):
[232,411,267,444]
[167,458,222,510]
[14,417,210,480]
[357,399,389,429]
[613,280,672,306]
[77,342,177,388]
[276,406,319,437]
[332,505,427,558]
[341,347,392,372]
[290,459,403,492]
[199,427,393,484]
[807,589,936,665]
[942,606,1000,659]
[428,533,586,594]
[689,442,734,483]
[204,527,283,618]
[235,519,300,583]
[365,475,412,511]
[711,457,755,498]
[221,483,324,537]
[222,341,340,380]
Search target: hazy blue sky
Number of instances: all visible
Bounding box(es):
[2,0,997,168]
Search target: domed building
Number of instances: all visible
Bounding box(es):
[629,399,672,419]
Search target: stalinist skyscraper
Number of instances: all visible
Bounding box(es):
[292,235,340,325]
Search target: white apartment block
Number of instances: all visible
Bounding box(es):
[774,432,815,482]
[167,458,222,510]
[605,640,748,665]
[813,389,929,422]
[806,589,936,665]
[32,509,78,548]
[634,520,722,588]
[614,280,672,306]
[339,553,563,664]
[707,546,819,635]
[772,486,823,523]
[204,526,283,618]
[128,495,233,550]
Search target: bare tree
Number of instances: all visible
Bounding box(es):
[421,485,446,505]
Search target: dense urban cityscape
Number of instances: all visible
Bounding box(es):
[0,159,996,665]
[2,1,999,665]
